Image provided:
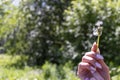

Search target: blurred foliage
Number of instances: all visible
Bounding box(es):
[0,54,120,80]
[0,54,79,80]
[64,0,120,65]
[0,0,120,78]
[0,0,19,37]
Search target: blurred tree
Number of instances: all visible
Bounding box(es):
[5,0,72,65]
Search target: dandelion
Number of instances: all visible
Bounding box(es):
[95,21,103,27]
[93,21,103,49]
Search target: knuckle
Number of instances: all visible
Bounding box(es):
[82,56,86,60]
[78,62,82,66]
[85,52,95,56]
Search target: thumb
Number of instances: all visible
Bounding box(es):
[91,42,100,53]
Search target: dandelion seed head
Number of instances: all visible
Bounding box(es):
[95,21,103,27]
[93,21,103,36]
[98,27,103,36]
[93,27,103,36]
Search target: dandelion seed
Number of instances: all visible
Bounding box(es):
[93,28,98,36]
[95,21,103,27]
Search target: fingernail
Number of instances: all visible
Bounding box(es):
[90,77,96,80]
[93,42,96,45]
[95,62,102,69]
[91,70,95,73]
[96,54,104,59]
[91,42,97,52]
[90,66,96,73]
[85,78,89,80]
[90,66,96,71]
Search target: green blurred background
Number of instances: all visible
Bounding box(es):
[0,0,120,80]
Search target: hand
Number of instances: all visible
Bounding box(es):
[77,42,110,80]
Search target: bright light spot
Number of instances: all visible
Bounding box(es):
[12,0,21,6]
[42,2,46,7]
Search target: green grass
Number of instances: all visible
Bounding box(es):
[0,54,120,80]
[0,54,79,80]
[0,54,39,80]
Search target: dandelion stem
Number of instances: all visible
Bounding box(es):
[97,34,100,49]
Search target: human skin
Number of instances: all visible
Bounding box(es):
[77,42,110,80]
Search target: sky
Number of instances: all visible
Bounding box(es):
[12,0,21,6]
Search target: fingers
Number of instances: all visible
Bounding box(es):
[87,42,108,71]
[82,56,102,69]
[77,62,96,74]
[77,51,106,80]
[92,72,104,80]
[84,51,109,76]
[85,52,104,60]
[89,42,108,70]
[78,42,109,80]
[78,62,104,80]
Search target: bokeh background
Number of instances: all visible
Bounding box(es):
[0,0,120,80]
